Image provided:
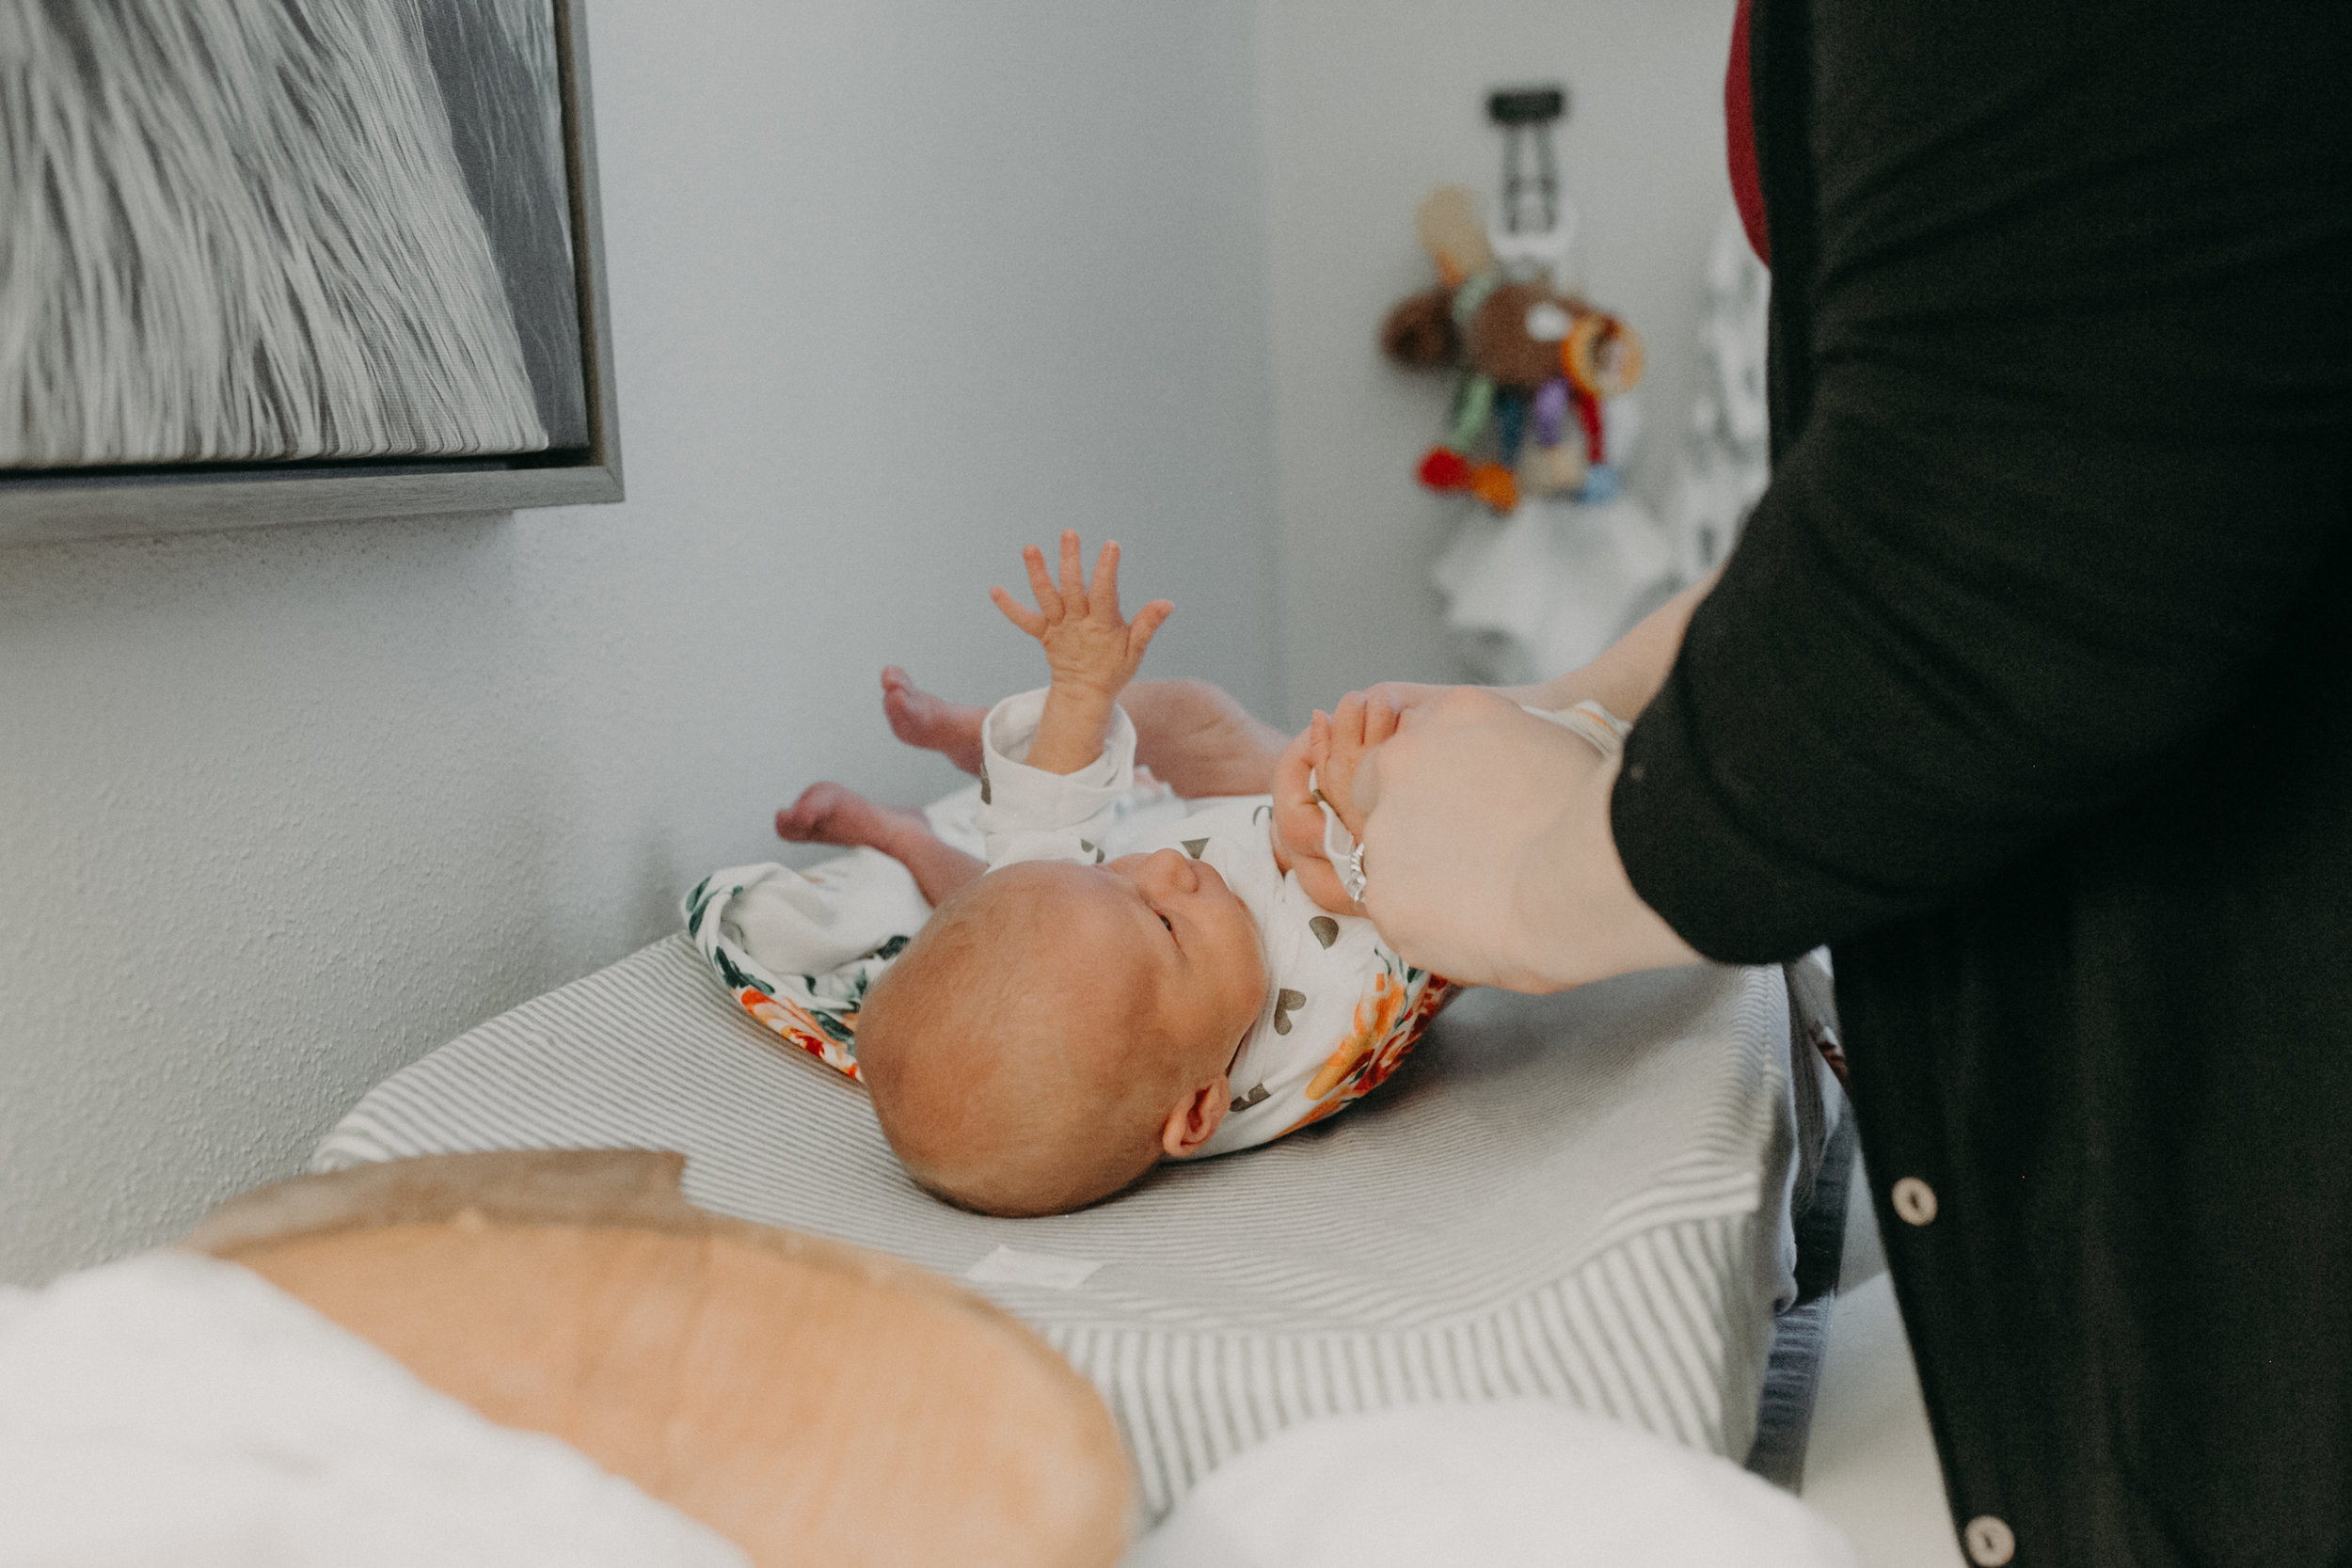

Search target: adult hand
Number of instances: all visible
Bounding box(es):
[1353,687,1699,991]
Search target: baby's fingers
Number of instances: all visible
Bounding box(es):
[991,584,1049,640]
[1088,540,1124,623]
[1021,544,1065,621]
[1360,689,1402,749]
[1126,598,1174,661]
[1057,530,1089,617]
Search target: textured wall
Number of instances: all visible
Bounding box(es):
[1252,0,1739,721]
[0,0,1278,1283]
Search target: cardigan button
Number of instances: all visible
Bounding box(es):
[1891,1176,1939,1227]
[1963,1514,2016,1565]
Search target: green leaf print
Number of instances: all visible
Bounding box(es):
[712,946,771,997]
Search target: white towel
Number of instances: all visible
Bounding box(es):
[709,849,931,976]
[1125,1402,1859,1568]
[1432,492,1678,683]
[0,1251,745,1568]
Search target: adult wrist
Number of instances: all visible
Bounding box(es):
[1502,767,1614,990]
[1506,752,1695,990]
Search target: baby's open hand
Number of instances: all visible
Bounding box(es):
[990,531,1174,702]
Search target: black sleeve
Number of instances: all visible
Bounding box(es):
[1613,0,2352,963]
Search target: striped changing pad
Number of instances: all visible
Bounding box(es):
[315,935,1798,1520]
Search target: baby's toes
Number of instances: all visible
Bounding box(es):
[882,673,937,736]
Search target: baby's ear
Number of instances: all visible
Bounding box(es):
[1160,1078,1229,1159]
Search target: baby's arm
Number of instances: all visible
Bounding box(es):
[990,531,1173,775]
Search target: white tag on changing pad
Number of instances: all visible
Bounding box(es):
[965,1245,1103,1291]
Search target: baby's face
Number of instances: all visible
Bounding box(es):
[1036,847,1270,1075]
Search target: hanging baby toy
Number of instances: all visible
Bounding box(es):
[1381,85,1644,515]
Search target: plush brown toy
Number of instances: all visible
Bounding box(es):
[1381,185,1645,513]
[1379,288,1459,368]
[1470,280,1567,391]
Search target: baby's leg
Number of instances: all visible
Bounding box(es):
[882,668,1287,798]
[776,783,984,907]
[882,667,987,775]
[1127,680,1289,797]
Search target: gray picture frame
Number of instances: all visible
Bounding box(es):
[0,0,621,549]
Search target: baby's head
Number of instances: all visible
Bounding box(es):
[855,848,1269,1216]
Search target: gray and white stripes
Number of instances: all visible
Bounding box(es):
[315,937,1796,1521]
[1046,1213,1777,1513]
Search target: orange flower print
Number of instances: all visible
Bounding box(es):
[1304,973,1408,1101]
[739,989,862,1082]
[1359,975,1454,1096]
[1283,973,1455,1134]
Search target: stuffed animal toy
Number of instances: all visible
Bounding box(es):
[1381,185,1645,514]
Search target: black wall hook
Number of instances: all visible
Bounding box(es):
[1487,84,1569,234]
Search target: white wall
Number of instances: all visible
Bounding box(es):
[1251,0,1738,721]
[0,0,1279,1283]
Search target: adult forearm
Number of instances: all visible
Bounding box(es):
[1511,566,1722,720]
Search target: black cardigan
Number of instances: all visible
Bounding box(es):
[1613,1,2352,1563]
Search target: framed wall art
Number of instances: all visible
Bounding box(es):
[0,0,619,546]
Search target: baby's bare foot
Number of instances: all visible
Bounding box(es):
[775,782,930,852]
[881,666,986,775]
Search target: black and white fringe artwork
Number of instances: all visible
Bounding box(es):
[0,0,588,470]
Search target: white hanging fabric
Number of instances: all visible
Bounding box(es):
[1666,208,1773,580]
[1431,480,1677,684]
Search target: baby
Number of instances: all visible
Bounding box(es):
[687,534,1620,1215]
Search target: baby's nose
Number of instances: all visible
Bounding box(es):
[1148,847,1200,892]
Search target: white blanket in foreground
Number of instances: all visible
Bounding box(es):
[1128,1402,1859,1568]
[0,1252,745,1568]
